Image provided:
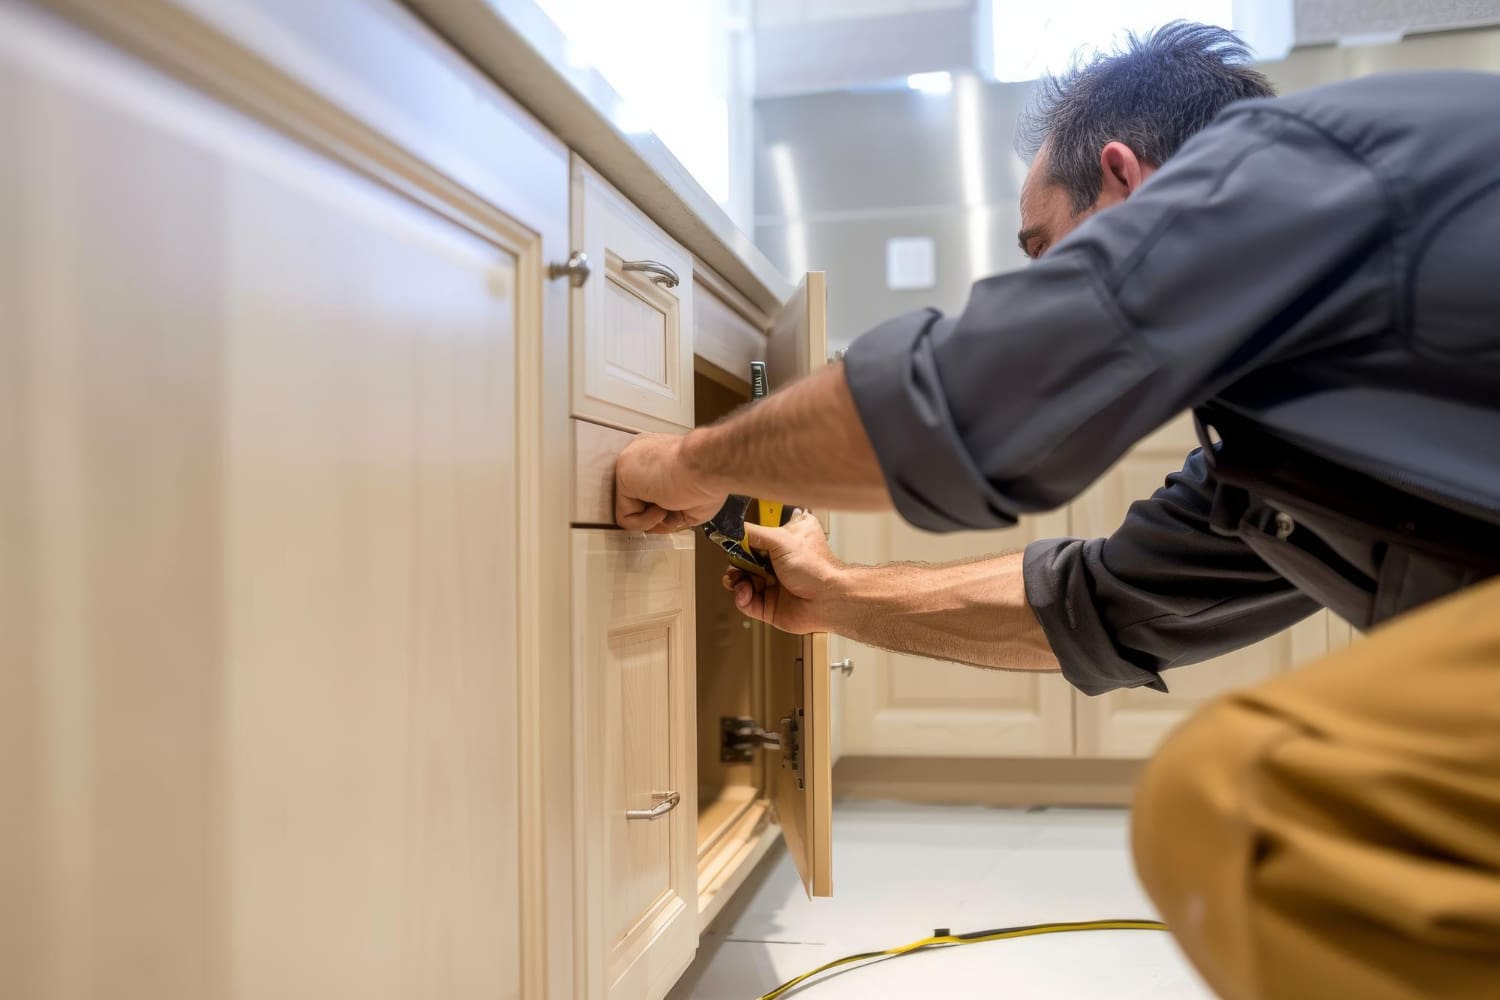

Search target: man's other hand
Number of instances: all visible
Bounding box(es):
[723,510,846,634]
[614,433,727,532]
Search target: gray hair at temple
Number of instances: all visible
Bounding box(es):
[1016,21,1276,214]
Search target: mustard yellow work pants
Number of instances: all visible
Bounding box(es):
[1132,575,1500,999]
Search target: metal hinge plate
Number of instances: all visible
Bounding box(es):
[721,714,801,781]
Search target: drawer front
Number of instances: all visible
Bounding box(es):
[572,418,635,526]
[573,159,694,432]
[572,530,697,1000]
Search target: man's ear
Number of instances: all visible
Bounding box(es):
[1096,141,1149,205]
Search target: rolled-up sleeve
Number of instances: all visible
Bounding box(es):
[843,106,1390,534]
[1023,449,1321,695]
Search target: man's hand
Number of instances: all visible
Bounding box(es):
[614,433,727,533]
[723,510,846,635]
[726,520,1061,673]
[611,365,892,533]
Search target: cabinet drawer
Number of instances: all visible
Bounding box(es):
[572,418,634,526]
[572,530,698,1000]
[572,159,694,432]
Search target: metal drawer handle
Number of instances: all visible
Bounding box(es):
[622,259,679,289]
[832,658,854,677]
[625,790,681,821]
[548,251,591,287]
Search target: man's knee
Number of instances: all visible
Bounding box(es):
[1133,697,1256,901]
[1130,695,1292,998]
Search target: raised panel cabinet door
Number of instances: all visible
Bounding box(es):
[0,5,556,999]
[572,531,698,1000]
[1070,415,1333,758]
[830,510,1076,758]
[572,158,695,432]
[765,273,833,898]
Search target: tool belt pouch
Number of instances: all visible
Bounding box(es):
[1195,403,1500,629]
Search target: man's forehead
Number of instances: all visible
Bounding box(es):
[1017,144,1053,248]
[1019,142,1049,206]
[1016,142,1087,255]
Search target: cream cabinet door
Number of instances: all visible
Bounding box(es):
[572,531,698,1000]
[0,5,556,998]
[1070,415,1334,758]
[764,273,834,897]
[831,511,1076,758]
[572,158,695,433]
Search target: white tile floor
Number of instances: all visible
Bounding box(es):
[669,801,1215,1000]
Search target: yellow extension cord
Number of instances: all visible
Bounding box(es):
[756,918,1170,1000]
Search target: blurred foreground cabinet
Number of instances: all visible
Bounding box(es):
[0,2,830,998]
[830,415,1355,803]
[0,0,567,997]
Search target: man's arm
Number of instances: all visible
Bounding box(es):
[728,512,1057,672]
[733,451,1319,695]
[1025,449,1321,693]
[617,111,1388,536]
[615,363,891,532]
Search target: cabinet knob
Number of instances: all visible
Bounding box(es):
[625,790,680,821]
[832,658,854,677]
[622,258,680,289]
[548,251,591,287]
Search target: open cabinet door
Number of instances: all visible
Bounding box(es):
[765,273,832,897]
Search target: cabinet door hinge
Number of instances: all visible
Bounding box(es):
[721,714,802,785]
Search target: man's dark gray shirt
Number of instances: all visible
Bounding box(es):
[842,71,1500,696]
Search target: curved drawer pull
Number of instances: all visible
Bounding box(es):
[625,790,681,821]
[622,259,680,289]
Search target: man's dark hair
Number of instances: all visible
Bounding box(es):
[1016,21,1275,213]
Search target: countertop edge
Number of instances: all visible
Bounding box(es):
[406,0,795,315]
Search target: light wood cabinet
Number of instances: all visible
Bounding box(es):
[833,413,1350,778]
[569,273,835,1000]
[832,511,1076,759]
[0,2,567,998]
[764,274,834,899]
[572,532,699,1000]
[0,3,971,999]
[1067,415,1339,758]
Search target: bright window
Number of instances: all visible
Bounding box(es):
[535,0,733,209]
[990,1,1236,83]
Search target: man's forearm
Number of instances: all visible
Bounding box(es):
[825,551,1059,672]
[683,363,892,511]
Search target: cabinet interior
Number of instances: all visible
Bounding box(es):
[693,369,769,855]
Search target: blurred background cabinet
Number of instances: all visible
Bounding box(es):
[1066,416,1340,759]
[831,511,1076,760]
[830,413,1353,802]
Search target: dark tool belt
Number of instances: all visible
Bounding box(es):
[1195,403,1500,578]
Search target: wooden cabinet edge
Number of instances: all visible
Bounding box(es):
[694,278,767,389]
[693,255,772,333]
[834,756,1144,807]
[696,801,778,933]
